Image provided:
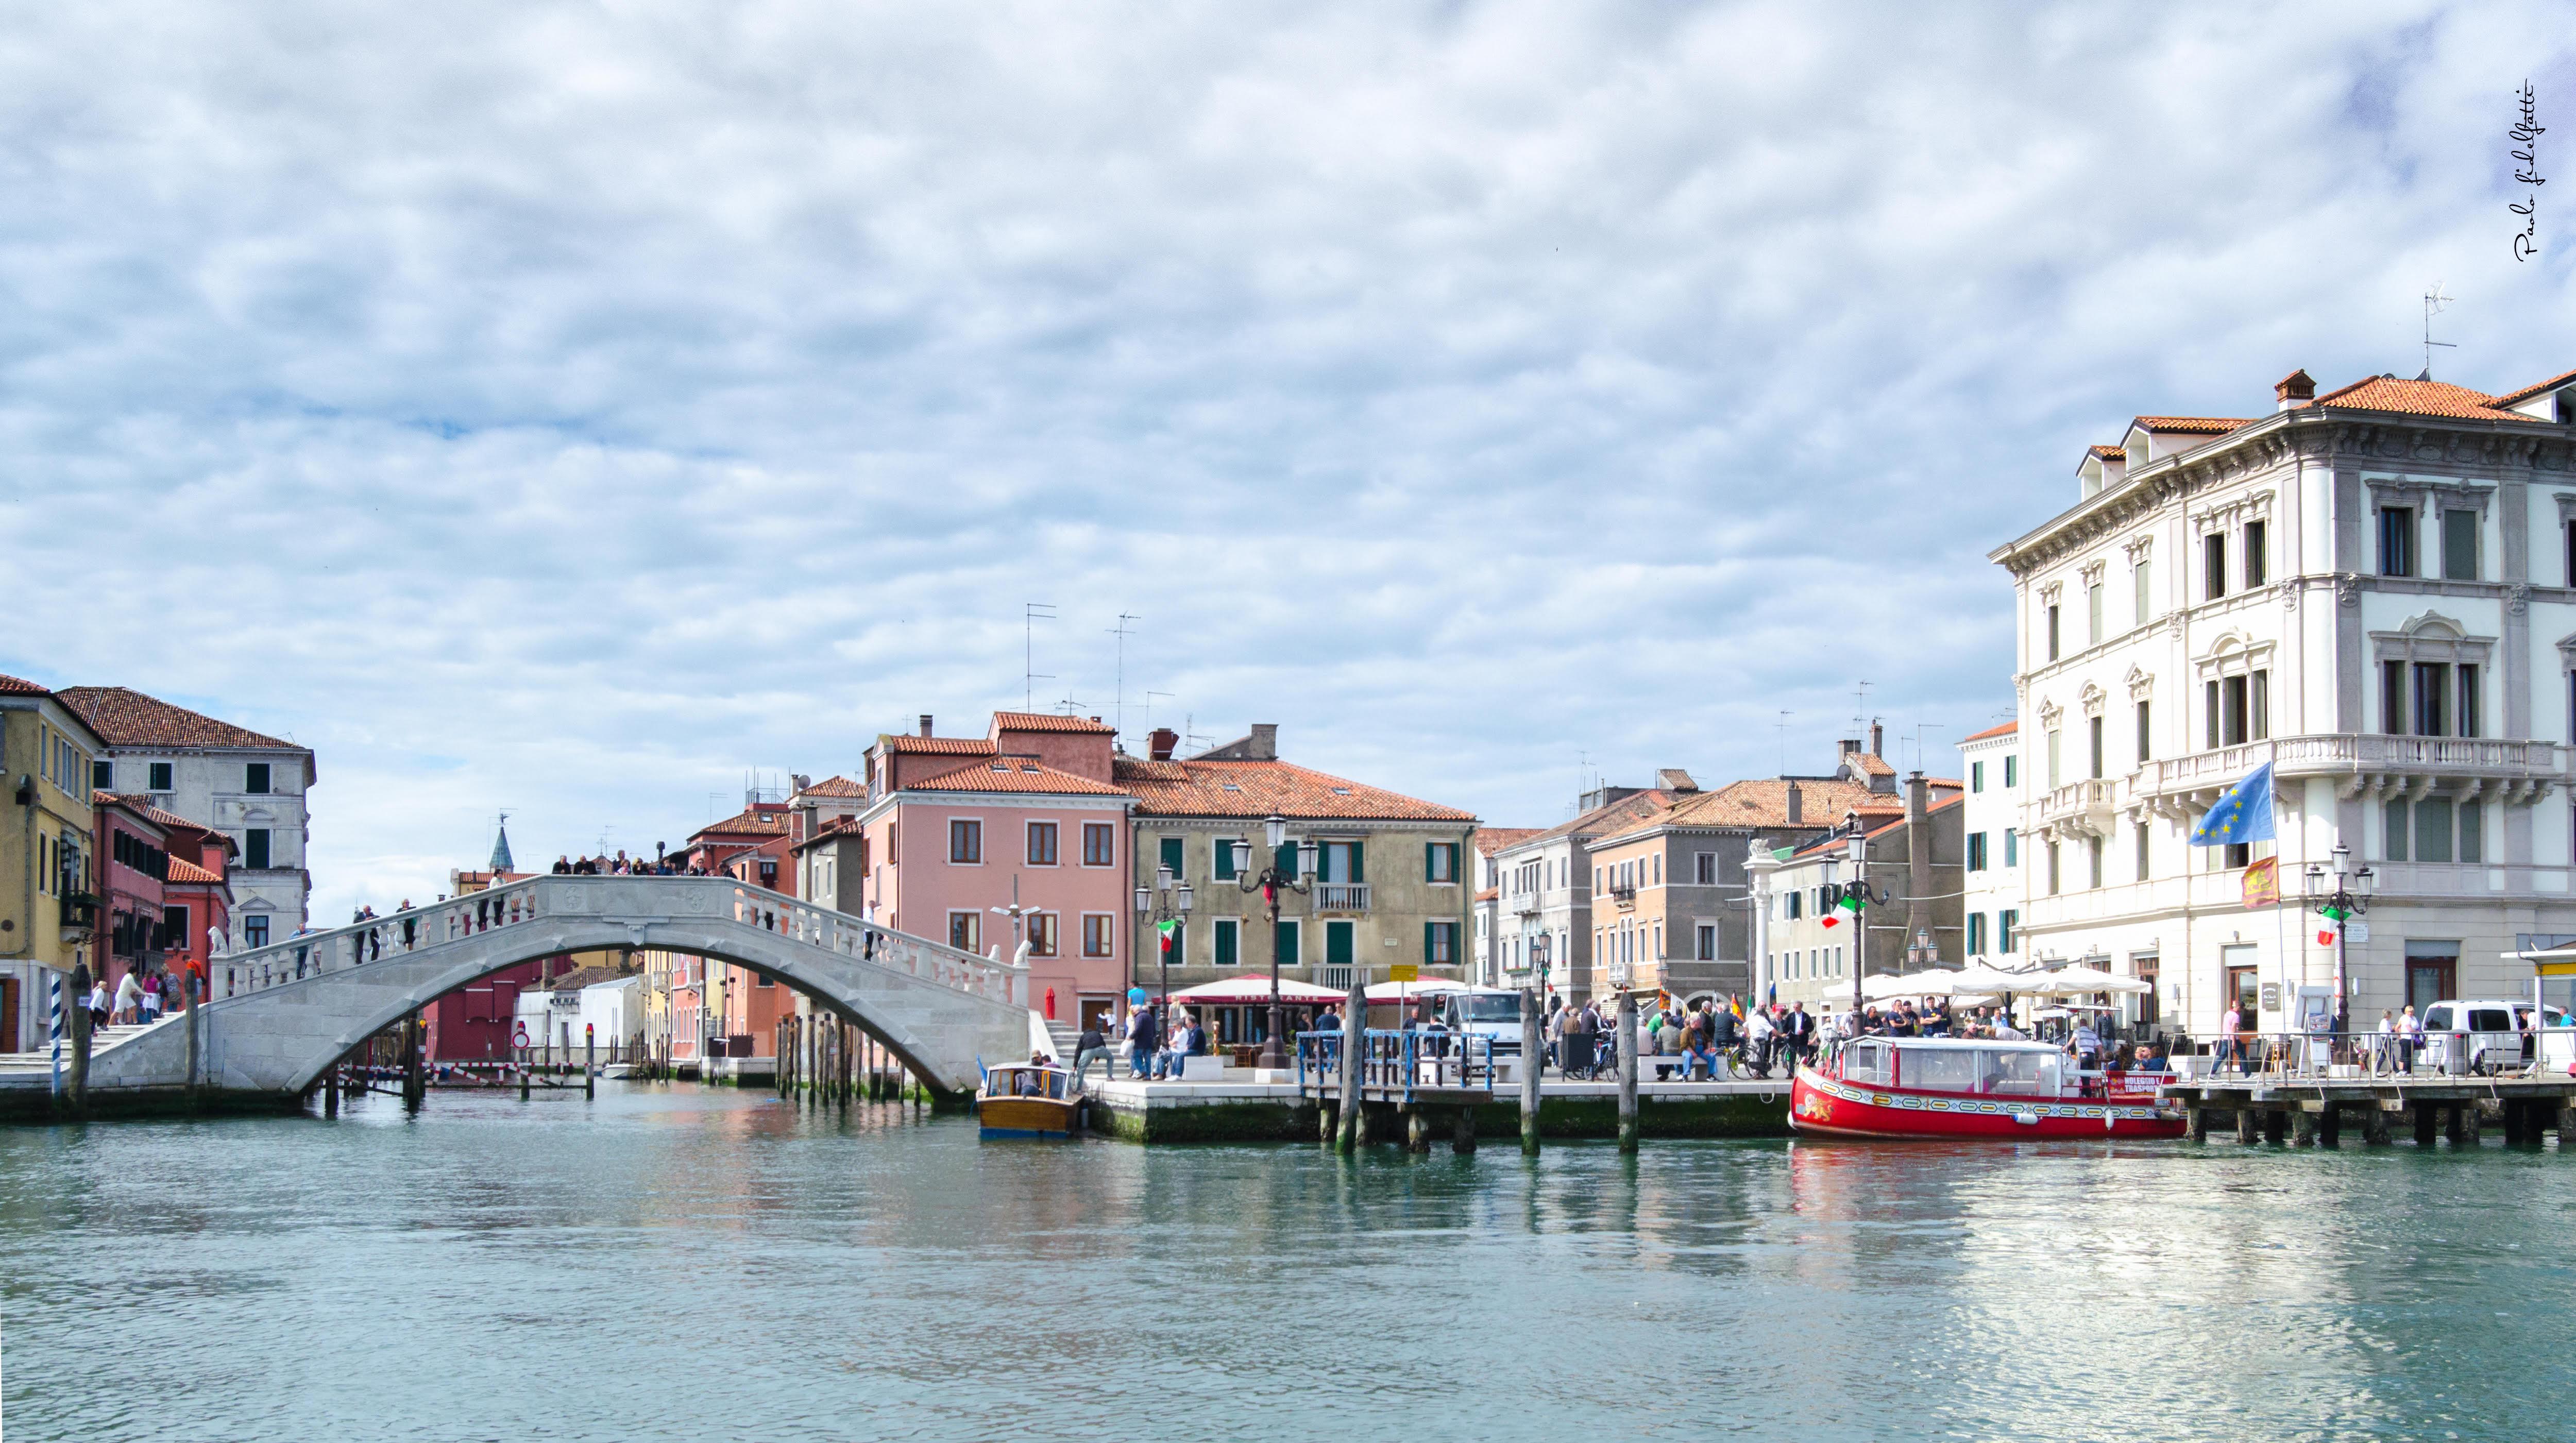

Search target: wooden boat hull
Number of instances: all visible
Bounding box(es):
[977,1094,1084,1139]
[1789,1066,2184,1141]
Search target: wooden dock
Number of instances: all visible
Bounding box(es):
[2161,1076,2576,1146]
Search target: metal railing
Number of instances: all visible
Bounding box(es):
[2162,1027,2576,1080]
[1314,883,1371,911]
[1294,1028,1496,1104]
[203,874,1027,1011]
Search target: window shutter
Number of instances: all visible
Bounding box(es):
[1160,837,1183,878]
[1275,919,1297,964]
[1278,841,1297,880]
[1426,842,1438,882]
[1423,921,1435,965]
[1349,840,1364,884]
[1215,921,1236,967]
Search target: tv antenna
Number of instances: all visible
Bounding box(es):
[1143,690,1174,748]
[1023,602,1056,711]
[1776,711,1792,775]
[1853,681,1872,740]
[1108,613,1141,745]
[2422,283,2455,380]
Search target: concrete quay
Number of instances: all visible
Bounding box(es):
[1080,1075,1793,1144]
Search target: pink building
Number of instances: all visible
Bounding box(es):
[859,713,1134,1030]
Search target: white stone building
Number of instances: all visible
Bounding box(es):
[1988,365,2576,1039]
[1956,719,2028,965]
[57,687,315,948]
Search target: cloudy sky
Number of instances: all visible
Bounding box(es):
[5,2,2572,922]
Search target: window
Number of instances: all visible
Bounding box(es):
[2087,836,2103,888]
[1081,823,1115,867]
[2087,582,2104,646]
[2412,663,2450,737]
[2204,533,2227,600]
[2442,508,2479,581]
[2383,660,2408,735]
[2242,520,2267,589]
[243,916,268,949]
[2207,671,2269,748]
[1967,833,1988,872]
[948,820,981,864]
[2004,831,2018,868]
[1275,919,1300,965]
[2003,755,2018,788]
[149,761,173,792]
[2088,716,2104,779]
[246,762,271,795]
[2567,519,2576,588]
[2458,665,2481,738]
[1214,838,1241,881]
[244,828,271,870]
[1213,918,1239,967]
[2384,797,2409,861]
[2379,506,2416,576]
[2046,729,2061,788]
[2133,956,2160,1027]
[1966,912,1987,955]
[1694,853,1716,886]
[1026,821,1058,867]
[1029,913,1059,957]
[2136,822,2151,882]
[1159,837,1184,880]
[1971,760,1984,793]
[2046,605,2061,661]
[1997,909,2018,953]
[2415,797,2455,863]
[2133,559,2153,625]
[1695,924,1716,961]
[1651,855,1660,886]
[1082,914,1113,957]
[2461,801,2484,863]
[91,759,111,790]
[1785,891,1802,920]
[2136,700,2152,763]
[162,904,188,946]
[1426,842,1459,884]
[2046,843,2061,895]
[948,912,979,950]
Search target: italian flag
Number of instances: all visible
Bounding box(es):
[1158,919,1179,953]
[1821,889,1863,929]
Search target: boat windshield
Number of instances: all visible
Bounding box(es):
[1979,1050,2061,1096]
[1896,1047,1977,1092]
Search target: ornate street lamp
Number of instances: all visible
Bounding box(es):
[1231,813,1318,1071]
[2303,841,2374,1039]
[1135,864,1194,1019]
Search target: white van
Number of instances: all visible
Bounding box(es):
[1439,987,1530,1060]
[2418,999,2569,1075]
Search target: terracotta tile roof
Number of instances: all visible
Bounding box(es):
[692,808,791,841]
[165,856,225,885]
[2308,376,2526,421]
[1925,777,1965,791]
[55,686,302,751]
[791,815,868,853]
[2131,415,2258,434]
[2085,445,2125,462]
[1645,777,1879,834]
[2493,366,2576,408]
[0,673,48,696]
[1493,789,1680,851]
[95,792,207,833]
[1474,827,1544,855]
[1475,886,1499,903]
[1113,758,1474,822]
[798,775,866,799]
[1849,752,1895,777]
[909,758,1130,796]
[991,711,1116,734]
[1959,720,2019,742]
[882,734,997,756]
[1785,793,1964,860]
[537,963,639,992]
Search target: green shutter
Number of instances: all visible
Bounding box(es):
[1159,837,1183,879]
[1215,920,1238,967]
[1425,842,1437,882]
[1214,839,1236,880]
[1423,921,1435,965]
[1348,840,1363,884]
[1275,919,1298,964]
[1278,841,1297,880]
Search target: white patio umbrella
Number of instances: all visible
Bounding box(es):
[1862,969,1960,1001]
[2034,964,2151,996]
[1951,963,2041,995]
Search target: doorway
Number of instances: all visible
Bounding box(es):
[2405,942,2458,1013]
[2222,943,2259,1025]
[0,976,17,1054]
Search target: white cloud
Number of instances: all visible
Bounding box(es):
[2,1,2570,919]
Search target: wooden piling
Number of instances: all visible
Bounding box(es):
[2319,1104,2342,1148]
[325,1064,340,1118]
[2363,1104,2392,1146]
[2187,1105,2209,1142]
[67,963,92,1117]
[184,977,201,1111]
[404,1012,425,1111]
[1519,987,1541,1157]
[2445,1104,2469,1145]
[2261,1109,2286,1145]
[1405,1108,1429,1151]
[1452,1104,1477,1155]
[520,1046,531,1100]
[2235,1108,2258,1144]
[2414,1102,2437,1146]
[585,1028,596,1100]
[1334,976,1365,1154]
[1616,990,1639,1155]
[2290,1110,2318,1147]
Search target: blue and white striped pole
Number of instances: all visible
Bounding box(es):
[48,972,63,1098]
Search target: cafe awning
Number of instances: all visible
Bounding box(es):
[1164,977,1348,1005]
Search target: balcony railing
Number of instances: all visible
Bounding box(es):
[1316,964,1355,992]
[2143,734,2567,803]
[2033,778,2122,838]
[1315,883,1370,912]
[1608,884,1637,907]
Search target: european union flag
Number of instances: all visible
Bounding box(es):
[2190,762,2276,846]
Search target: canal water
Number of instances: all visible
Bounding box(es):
[5,1084,2570,1442]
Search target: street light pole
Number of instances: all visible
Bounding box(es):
[1134,865,1195,1025]
[2303,842,2374,1041]
[1234,814,1318,1072]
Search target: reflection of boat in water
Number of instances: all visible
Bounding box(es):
[977,1064,1086,1139]
[1790,1037,2184,1141]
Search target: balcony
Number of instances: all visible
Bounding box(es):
[2138,734,2568,814]
[1315,883,1371,912]
[2033,778,2123,840]
[1607,883,1636,909]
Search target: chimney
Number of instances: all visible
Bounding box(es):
[1905,770,1933,966]
[1248,723,1278,760]
[1656,768,1699,793]
[1785,783,1804,825]
[2275,368,2315,411]
[918,715,934,738]
[1869,719,1884,758]
[1149,727,1178,761]
[1839,738,1860,758]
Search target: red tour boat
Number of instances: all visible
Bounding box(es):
[1791,1037,2185,1141]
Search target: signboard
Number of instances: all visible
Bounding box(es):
[2347,922,2369,944]
[1387,964,1419,982]
[2240,857,2279,910]
[2259,982,2281,1012]
[511,1021,529,1048]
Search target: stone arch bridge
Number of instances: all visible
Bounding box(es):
[74,875,1035,1107]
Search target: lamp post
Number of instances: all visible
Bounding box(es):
[1829,831,1890,1026]
[2302,842,2374,1040]
[1133,865,1195,1021]
[1232,813,1318,1071]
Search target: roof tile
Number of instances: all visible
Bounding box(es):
[991,711,1116,734]
[0,673,48,697]
[2308,376,2526,422]
[1959,720,2019,742]
[1113,758,1473,822]
[2493,366,2576,408]
[908,759,1129,796]
[55,686,304,752]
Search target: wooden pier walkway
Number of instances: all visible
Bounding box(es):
[2161,1075,2576,1146]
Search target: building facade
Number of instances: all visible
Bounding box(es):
[1956,720,2027,963]
[1991,364,2576,1038]
[56,687,316,948]
[1471,828,1540,986]
[1758,773,1966,1016]
[1486,784,1684,1006]
[2,675,103,1054]
[1113,724,1477,1044]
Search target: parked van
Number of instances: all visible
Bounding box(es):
[2419,999,2570,1074]
[1440,987,1530,1059]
